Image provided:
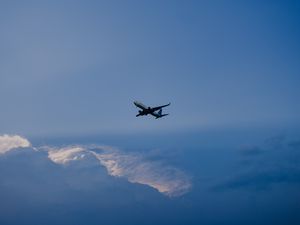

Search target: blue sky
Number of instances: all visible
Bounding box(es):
[0,1,300,225]
[0,1,299,137]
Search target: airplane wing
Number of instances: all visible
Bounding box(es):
[151,103,171,112]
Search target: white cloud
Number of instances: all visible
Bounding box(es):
[47,145,192,197]
[0,134,31,154]
[91,147,192,197]
[0,134,192,197]
[47,146,86,164]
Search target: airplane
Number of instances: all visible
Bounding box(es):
[134,101,170,119]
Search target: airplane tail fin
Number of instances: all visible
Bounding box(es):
[155,109,168,119]
[158,109,162,116]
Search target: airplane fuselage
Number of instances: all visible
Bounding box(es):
[134,102,155,115]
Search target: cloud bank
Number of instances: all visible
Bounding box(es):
[213,136,300,191]
[0,134,191,197]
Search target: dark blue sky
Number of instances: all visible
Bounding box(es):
[0,1,300,225]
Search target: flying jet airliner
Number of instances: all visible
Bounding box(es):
[134,101,170,119]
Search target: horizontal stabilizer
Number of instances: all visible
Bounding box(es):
[155,114,169,119]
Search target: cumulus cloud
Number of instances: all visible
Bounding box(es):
[1,136,192,197]
[0,134,31,154]
[91,147,192,197]
[46,145,192,197]
[47,146,87,164]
